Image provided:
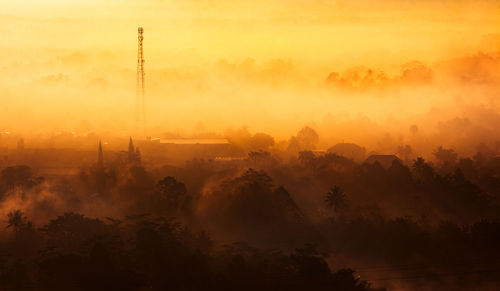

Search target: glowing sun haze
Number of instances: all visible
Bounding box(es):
[1,0,499,143]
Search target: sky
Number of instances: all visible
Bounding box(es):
[1,0,499,148]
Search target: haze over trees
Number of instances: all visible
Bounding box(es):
[1,0,500,289]
[1,129,500,290]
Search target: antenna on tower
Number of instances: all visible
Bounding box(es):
[136,27,146,133]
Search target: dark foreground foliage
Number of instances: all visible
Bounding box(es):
[2,142,500,290]
[0,212,383,291]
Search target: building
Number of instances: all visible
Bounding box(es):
[365,154,402,169]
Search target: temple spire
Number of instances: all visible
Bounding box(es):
[128,137,135,163]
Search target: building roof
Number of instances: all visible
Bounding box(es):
[365,154,401,169]
[153,138,230,145]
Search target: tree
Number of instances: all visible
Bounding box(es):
[248,133,275,151]
[396,144,413,163]
[155,176,189,212]
[401,61,433,84]
[0,166,41,196]
[325,186,348,214]
[296,126,319,150]
[40,212,108,253]
[248,151,277,168]
[7,210,29,234]
[120,165,154,200]
[458,158,477,181]
[298,150,315,167]
[202,169,304,241]
[433,146,458,168]
[412,157,435,183]
[290,244,330,277]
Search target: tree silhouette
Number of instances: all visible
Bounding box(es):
[154,176,189,212]
[296,126,319,150]
[433,146,458,168]
[248,151,277,168]
[290,244,330,277]
[0,166,41,197]
[248,132,275,151]
[325,186,348,214]
[412,157,435,183]
[298,150,315,167]
[7,210,28,234]
[39,212,108,253]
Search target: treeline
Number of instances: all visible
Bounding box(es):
[1,143,500,289]
[2,211,381,291]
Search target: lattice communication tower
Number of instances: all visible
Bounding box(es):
[136,27,146,128]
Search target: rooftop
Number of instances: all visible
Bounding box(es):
[151,138,230,145]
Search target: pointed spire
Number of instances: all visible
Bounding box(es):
[128,137,134,153]
[98,140,104,167]
[128,137,135,163]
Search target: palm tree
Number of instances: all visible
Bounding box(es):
[324,186,347,214]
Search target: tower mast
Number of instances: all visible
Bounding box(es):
[136,27,146,133]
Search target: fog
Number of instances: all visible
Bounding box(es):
[1,0,499,144]
[1,1,500,290]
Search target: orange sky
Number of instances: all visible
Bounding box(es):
[1,0,499,143]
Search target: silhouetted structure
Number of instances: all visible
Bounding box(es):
[365,154,401,169]
[327,142,366,161]
[128,137,136,163]
[136,27,146,131]
[97,141,103,167]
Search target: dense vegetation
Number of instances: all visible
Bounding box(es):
[1,142,500,290]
